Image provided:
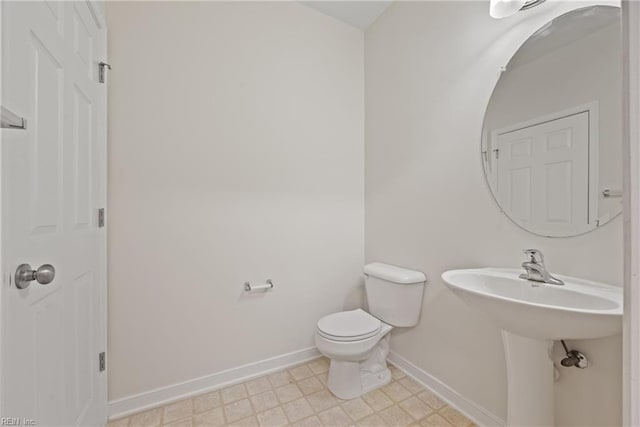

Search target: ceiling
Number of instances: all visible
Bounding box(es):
[299,1,393,30]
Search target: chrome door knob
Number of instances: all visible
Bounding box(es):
[15,264,56,289]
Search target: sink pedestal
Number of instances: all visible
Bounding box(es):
[501,331,554,426]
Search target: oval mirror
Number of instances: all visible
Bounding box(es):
[482,5,622,237]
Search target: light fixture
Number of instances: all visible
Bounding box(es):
[489,0,546,19]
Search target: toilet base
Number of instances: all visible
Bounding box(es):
[327,333,391,399]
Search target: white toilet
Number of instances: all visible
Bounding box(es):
[315,262,426,399]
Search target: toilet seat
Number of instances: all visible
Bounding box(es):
[316,309,382,342]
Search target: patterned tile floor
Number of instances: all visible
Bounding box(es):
[108,357,476,427]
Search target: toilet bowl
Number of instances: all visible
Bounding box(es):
[315,309,393,399]
[315,263,426,399]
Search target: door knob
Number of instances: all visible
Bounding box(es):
[15,264,55,289]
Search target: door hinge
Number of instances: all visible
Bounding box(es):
[98,62,111,84]
[98,208,105,228]
[99,352,106,372]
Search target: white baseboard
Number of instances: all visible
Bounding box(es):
[109,346,504,426]
[388,351,505,427]
[108,347,321,420]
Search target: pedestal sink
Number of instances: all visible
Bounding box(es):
[441,268,622,426]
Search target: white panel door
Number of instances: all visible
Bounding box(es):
[496,112,590,235]
[1,1,107,425]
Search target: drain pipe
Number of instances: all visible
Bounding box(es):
[560,340,588,369]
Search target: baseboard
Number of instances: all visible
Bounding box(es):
[109,346,504,425]
[108,347,321,420]
[388,351,505,427]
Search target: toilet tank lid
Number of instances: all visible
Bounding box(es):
[364,262,426,284]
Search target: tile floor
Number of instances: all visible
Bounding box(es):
[108,358,476,427]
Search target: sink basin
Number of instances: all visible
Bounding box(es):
[442,268,623,426]
[441,268,622,340]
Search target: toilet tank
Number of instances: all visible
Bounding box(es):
[364,262,427,327]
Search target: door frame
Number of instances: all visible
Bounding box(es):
[88,0,108,423]
[0,0,108,422]
[0,0,4,420]
[623,1,640,425]
[489,101,601,227]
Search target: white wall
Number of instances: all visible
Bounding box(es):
[365,2,622,425]
[106,1,364,402]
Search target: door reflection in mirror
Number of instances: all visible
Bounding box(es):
[482,5,622,237]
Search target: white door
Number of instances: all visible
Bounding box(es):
[1,1,107,425]
[496,112,590,235]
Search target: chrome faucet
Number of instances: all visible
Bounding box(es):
[519,249,564,286]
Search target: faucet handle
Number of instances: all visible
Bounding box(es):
[523,249,544,263]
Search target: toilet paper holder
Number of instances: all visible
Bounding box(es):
[244,279,274,292]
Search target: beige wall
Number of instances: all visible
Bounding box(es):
[365,1,622,425]
[106,1,364,401]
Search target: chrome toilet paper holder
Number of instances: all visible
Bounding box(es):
[244,279,274,292]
